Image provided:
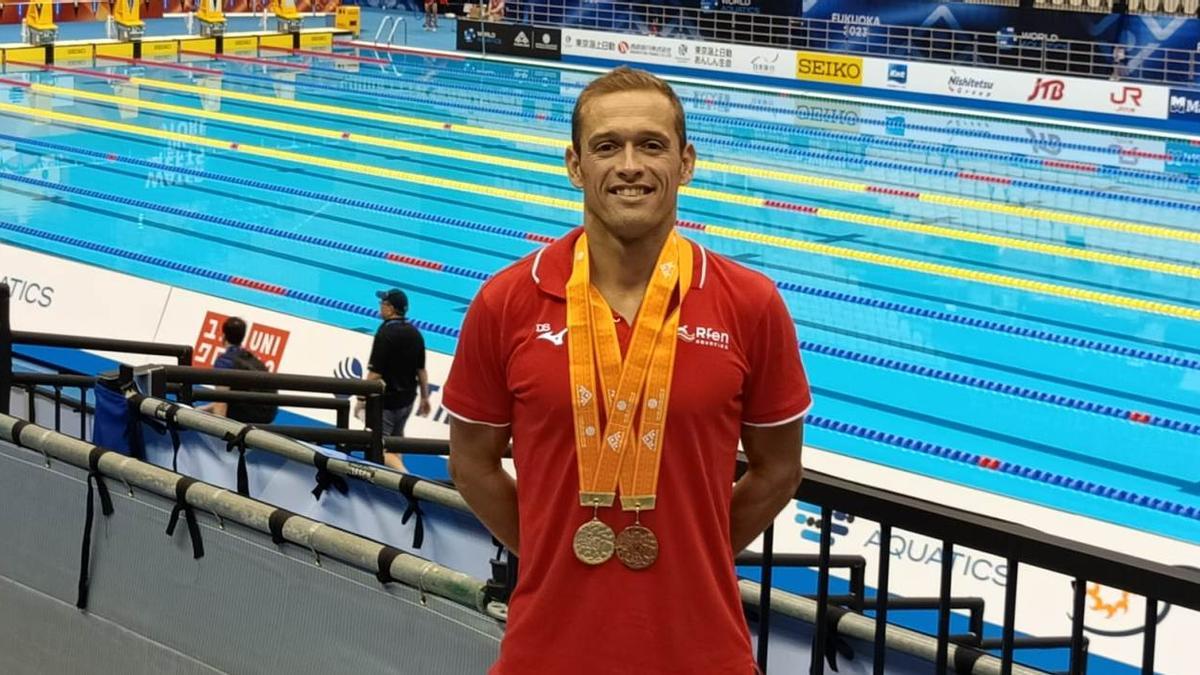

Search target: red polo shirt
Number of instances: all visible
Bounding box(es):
[444,227,811,675]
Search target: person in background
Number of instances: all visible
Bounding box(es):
[197,317,278,425]
[424,0,438,31]
[487,0,505,22]
[356,288,431,471]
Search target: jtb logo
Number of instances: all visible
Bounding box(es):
[1027,78,1066,102]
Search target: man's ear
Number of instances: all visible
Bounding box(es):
[679,143,697,186]
[565,145,584,189]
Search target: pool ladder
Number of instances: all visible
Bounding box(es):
[372,15,407,47]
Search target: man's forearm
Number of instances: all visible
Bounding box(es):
[729,466,802,554]
[453,463,521,553]
[417,369,430,400]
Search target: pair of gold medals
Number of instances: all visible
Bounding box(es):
[565,232,691,571]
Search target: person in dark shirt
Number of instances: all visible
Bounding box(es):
[198,316,248,419]
[355,288,431,470]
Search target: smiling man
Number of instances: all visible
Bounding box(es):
[443,67,811,674]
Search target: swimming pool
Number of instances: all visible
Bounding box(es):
[0,43,1198,545]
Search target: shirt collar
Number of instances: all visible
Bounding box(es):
[532,226,708,300]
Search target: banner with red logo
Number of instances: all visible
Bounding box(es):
[863,60,1170,120]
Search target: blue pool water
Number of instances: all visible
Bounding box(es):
[0,44,1198,545]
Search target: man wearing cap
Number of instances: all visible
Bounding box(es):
[355,288,431,470]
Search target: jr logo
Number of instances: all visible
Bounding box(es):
[1110,86,1143,108]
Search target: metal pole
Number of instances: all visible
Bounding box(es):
[0,283,11,416]
[756,524,775,674]
[811,505,833,675]
[1000,558,1018,675]
[936,540,954,674]
[872,524,891,675]
[1070,579,1087,675]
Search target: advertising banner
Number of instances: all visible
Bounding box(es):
[863,59,1170,120]
[457,21,563,61]
[795,50,863,85]
[1168,88,1200,123]
[0,244,171,360]
[561,28,794,81]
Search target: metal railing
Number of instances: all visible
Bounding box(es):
[106,403,1200,674]
[504,0,1200,86]
[4,284,1199,673]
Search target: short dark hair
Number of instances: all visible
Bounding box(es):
[571,66,687,154]
[223,317,247,346]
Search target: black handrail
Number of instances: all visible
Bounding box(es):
[186,387,352,430]
[150,365,384,396]
[11,330,193,363]
[0,284,12,416]
[141,365,389,462]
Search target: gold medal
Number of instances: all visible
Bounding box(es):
[573,517,616,566]
[614,524,658,570]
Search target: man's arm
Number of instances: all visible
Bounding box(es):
[196,385,229,417]
[448,417,519,553]
[415,368,431,416]
[354,370,385,419]
[729,419,804,554]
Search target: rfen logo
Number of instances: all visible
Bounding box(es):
[193,311,290,372]
[678,324,730,349]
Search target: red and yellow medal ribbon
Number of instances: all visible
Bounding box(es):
[566,231,692,511]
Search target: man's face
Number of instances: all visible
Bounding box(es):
[566,89,695,243]
[379,301,396,319]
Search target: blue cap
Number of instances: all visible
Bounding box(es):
[376,288,408,315]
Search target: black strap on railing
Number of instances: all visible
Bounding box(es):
[223,426,254,497]
[165,477,204,560]
[77,444,114,610]
[398,474,425,550]
[375,545,403,584]
[821,605,856,671]
[311,452,348,501]
[268,508,295,546]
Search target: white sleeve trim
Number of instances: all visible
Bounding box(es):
[530,246,547,284]
[443,403,512,428]
[742,401,812,428]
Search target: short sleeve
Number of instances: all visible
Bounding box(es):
[442,292,513,426]
[742,288,811,426]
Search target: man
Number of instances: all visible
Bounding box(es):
[356,288,431,471]
[424,0,438,30]
[197,317,277,424]
[443,67,810,674]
